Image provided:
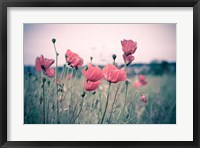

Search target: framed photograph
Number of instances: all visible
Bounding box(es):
[0,0,199,147]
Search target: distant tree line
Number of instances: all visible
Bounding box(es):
[24,60,176,77]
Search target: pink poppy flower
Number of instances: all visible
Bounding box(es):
[83,80,101,91]
[122,53,135,65]
[140,95,147,103]
[102,64,127,83]
[65,49,83,68]
[139,74,147,85]
[82,64,104,82]
[35,55,55,77]
[133,80,141,88]
[121,39,137,55]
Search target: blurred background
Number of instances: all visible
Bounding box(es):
[24,23,176,75]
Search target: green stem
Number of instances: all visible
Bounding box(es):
[73,97,84,123]
[129,91,140,119]
[60,64,66,81]
[70,69,78,103]
[64,68,78,99]
[70,69,74,108]
[117,82,128,123]
[65,67,70,80]
[113,60,115,66]
[42,80,45,124]
[53,43,59,124]
[101,82,111,124]
[47,99,49,124]
[108,82,121,124]
[25,73,31,117]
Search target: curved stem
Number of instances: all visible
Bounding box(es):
[70,69,78,108]
[101,82,111,124]
[73,97,84,123]
[129,91,140,119]
[113,60,115,66]
[25,74,31,117]
[64,68,78,100]
[53,43,59,124]
[108,82,121,124]
[60,65,66,81]
[117,82,128,123]
[42,80,45,124]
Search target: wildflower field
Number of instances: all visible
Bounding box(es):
[24,39,176,124]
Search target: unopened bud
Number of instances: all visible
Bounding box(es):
[85,65,88,71]
[28,72,32,77]
[52,38,56,44]
[47,80,51,86]
[125,80,129,85]
[112,54,117,60]
[140,95,147,103]
[81,91,86,98]
[42,77,46,83]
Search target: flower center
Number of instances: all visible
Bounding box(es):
[41,65,45,70]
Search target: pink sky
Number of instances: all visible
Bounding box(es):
[24,24,176,66]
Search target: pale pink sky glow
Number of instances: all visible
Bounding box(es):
[24,24,176,66]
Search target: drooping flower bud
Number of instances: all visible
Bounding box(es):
[84,65,88,71]
[125,80,129,85]
[90,56,93,61]
[140,95,147,103]
[112,54,117,60]
[42,77,46,83]
[52,38,56,44]
[81,91,86,98]
[47,80,51,86]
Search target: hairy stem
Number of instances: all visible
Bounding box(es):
[108,82,121,123]
[53,42,59,124]
[42,80,45,124]
[73,97,84,123]
[117,82,128,123]
[101,82,111,124]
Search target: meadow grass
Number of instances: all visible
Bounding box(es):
[24,70,176,124]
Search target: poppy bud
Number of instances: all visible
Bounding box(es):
[125,80,129,85]
[65,54,68,59]
[90,56,93,61]
[112,54,117,60]
[42,77,46,83]
[47,80,51,86]
[52,38,56,44]
[84,65,88,71]
[92,91,96,95]
[140,95,147,103]
[28,72,32,77]
[81,91,86,98]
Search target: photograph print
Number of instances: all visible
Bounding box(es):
[24,24,176,124]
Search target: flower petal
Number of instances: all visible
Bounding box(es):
[45,68,55,77]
